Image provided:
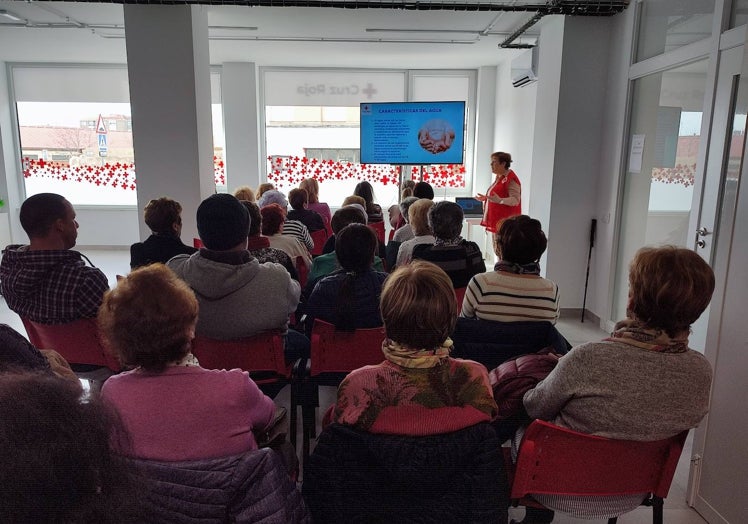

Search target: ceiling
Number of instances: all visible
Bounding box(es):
[0,1,559,68]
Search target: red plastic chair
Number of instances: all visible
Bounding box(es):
[310,228,328,257]
[509,420,688,524]
[21,317,121,374]
[454,287,467,311]
[294,319,386,463]
[296,256,309,288]
[368,221,385,245]
[193,238,203,249]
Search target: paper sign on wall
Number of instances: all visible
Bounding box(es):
[629,134,645,174]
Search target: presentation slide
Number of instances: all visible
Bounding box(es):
[360,101,465,165]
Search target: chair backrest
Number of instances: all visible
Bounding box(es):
[309,319,386,377]
[368,221,385,245]
[21,317,121,371]
[193,237,203,249]
[192,331,290,384]
[310,228,328,257]
[454,287,467,310]
[511,420,688,500]
[296,256,309,288]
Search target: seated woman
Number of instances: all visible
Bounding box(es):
[333,260,497,434]
[304,224,387,335]
[287,188,325,233]
[233,185,256,203]
[260,204,312,270]
[412,200,486,288]
[353,181,383,223]
[299,178,332,233]
[242,201,299,281]
[255,182,275,201]
[259,190,313,251]
[0,373,138,523]
[516,246,715,523]
[130,197,197,269]
[461,214,559,324]
[395,198,435,267]
[99,264,277,462]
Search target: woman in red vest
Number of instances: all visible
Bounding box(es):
[477,151,522,234]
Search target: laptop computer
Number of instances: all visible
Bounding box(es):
[455,197,484,218]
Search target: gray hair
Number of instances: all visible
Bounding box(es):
[257,189,288,209]
[398,197,419,224]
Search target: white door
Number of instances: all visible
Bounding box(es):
[687,43,748,523]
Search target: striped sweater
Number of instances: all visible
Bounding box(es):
[460,271,560,324]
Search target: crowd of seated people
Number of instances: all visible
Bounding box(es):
[0,181,717,524]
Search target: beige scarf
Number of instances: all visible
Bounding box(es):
[381,338,453,369]
[607,319,689,354]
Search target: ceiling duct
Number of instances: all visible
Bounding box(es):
[30,0,631,50]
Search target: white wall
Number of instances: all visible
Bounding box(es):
[492,58,537,215]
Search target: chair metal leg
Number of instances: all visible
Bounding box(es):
[607,518,618,524]
[652,496,664,524]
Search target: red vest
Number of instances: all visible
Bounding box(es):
[480,170,522,233]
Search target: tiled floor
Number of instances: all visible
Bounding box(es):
[1,247,708,523]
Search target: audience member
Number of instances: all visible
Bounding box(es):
[353,181,383,222]
[287,188,325,232]
[304,224,387,335]
[311,207,384,281]
[341,195,367,218]
[333,260,497,432]
[0,373,139,523]
[167,195,302,348]
[461,215,559,323]
[259,190,314,251]
[261,204,312,270]
[0,324,80,386]
[412,201,485,288]
[517,246,715,522]
[233,185,256,202]
[130,197,197,269]
[256,182,275,200]
[0,193,109,323]
[387,185,416,229]
[100,263,277,461]
[299,178,331,229]
[303,261,506,523]
[243,201,299,281]
[385,196,419,270]
[395,198,435,267]
[413,181,435,199]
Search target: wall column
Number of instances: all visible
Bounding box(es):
[124,5,214,242]
[222,62,261,192]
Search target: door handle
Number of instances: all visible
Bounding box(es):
[696,239,706,248]
[696,227,711,236]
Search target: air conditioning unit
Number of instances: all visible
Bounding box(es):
[511,47,539,88]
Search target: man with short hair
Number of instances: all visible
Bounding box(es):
[167,194,305,359]
[0,193,109,323]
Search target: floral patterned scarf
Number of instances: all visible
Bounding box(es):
[494,260,541,275]
[606,319,689,354]
[381,338,453,368]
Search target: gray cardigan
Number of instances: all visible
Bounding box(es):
[523,340,712,441]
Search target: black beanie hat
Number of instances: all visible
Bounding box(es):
[196,194,250,250]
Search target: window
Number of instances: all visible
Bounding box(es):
[12,66,226,205]
[262,68,475,210]
[636,0,715,61]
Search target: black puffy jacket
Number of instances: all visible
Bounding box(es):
[303,423,509,524]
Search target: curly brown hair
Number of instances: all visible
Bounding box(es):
[98,264,198,372]
[628,246,715,337]
[381,261,457,349]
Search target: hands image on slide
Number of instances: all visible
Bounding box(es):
[418,119,456,154]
